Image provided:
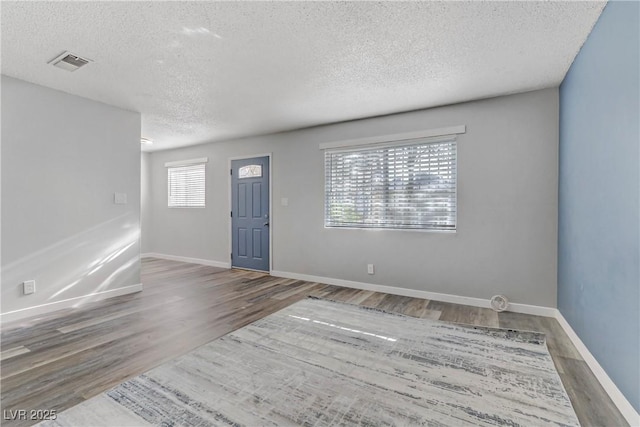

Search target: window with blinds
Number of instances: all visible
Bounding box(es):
[167,163,206,207]
[324,138,457,230]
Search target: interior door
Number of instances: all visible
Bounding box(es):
[231,156,270,271]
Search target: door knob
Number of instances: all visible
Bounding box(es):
[263,222,269,227]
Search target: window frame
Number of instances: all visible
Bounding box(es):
[323,136,458,232]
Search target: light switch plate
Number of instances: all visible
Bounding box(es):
[114,193,127,204]
[281,198,289,206]
[23,280,36,295]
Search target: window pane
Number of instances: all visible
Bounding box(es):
[238,164,262,179]
[168,163,206,207]
[324,139,456,230]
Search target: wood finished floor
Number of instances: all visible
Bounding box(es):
[1,258,627,427]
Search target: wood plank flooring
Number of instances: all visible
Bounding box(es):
[0,258,627,427]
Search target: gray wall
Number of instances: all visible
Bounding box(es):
[1,76,141,315]
[146,88,559,307]
[558,1,639,411]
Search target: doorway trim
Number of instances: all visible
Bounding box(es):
[228,153,273,273]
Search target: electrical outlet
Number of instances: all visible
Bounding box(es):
[367,264,375,275]
[23,280,36,295]
[114,193,127,204]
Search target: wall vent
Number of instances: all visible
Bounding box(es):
[48,51,92,72]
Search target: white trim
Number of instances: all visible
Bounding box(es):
[324,134,458,154]
[319,125,466,150]
[164,157,208,167]
[555,312,640,426]
[269,270,556,317]
[0,283,144,324]
[228,153,273,273]
[141,252,230,269]
[323,225,457,234]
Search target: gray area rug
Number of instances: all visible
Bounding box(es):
[42,298,579,426]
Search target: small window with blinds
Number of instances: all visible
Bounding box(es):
[324,138,456,231]
[167,163,206,208]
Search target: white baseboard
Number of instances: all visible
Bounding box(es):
[0,283,144,324]
[554,312,640,426]
[270,270,557,317]
[141,252,231,269]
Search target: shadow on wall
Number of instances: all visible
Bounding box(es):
[1,212,140,316]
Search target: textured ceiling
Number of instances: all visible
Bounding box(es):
[1,1,605,151]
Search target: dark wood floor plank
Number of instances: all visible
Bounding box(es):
[400,297,440,319]
[309,284,343,297]
[375,294,414,313]
[0,258,626,427]
[320,287,363,303]
[429,300,499,327]
[498,311,581,360]
[359,291,388,308]
[555,356,629,427]
[342,290,375,305]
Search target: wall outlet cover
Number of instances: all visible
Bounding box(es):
[23,280,36,295]
[114,193,127,204]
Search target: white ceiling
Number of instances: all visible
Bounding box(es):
[1,1,605,152]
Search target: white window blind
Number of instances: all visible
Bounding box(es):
[167,163,206,207]
[324,138,457,230]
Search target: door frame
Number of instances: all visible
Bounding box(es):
[228,153,273,273]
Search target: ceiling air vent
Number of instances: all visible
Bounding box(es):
[48,51,92,72]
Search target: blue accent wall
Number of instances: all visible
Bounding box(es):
[559,0,639,412]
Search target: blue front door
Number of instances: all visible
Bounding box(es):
[231,156,270,271]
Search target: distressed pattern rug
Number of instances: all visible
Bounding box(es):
[42,298,579,426]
